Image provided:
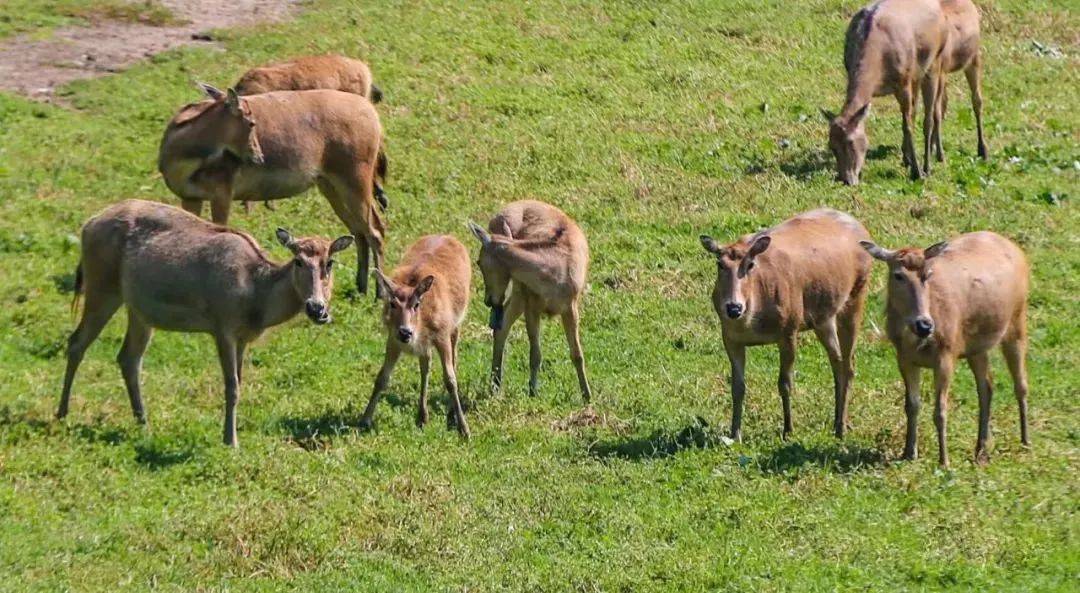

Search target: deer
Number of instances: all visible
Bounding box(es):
[699,209,872,441]
[59,199,353,447]
[359,235,472,438]
[823,0,948,184]
[860,231,1029,467]
[233,54,391,212]
[467,200,592,403]
[158,84,385,296]
[928,0,988,163]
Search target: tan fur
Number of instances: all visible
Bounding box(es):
[930,0,988,162]
[360,235,472,437]
[468,200,592,401]
[158,87,386,295]
[862,231,1029,466]
[700,209,872,441]
[827,0,948,184]
[58,199,353,447]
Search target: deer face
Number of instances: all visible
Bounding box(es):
[468,221,513,331]
[374,271,435,345]
[861,240,949,339]
[826,105,869,186]
[277,229,354,324]
[700,234,771,321]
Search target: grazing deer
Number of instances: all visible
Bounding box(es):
[158,85,385,295]
[233,55,390,212]
[59,199,353,447]
[467,200,592,402]
[824,0,948,184]
[700,209,872,441]
[861,232,1029,466]
[360,235,472,438]
[929,0,988,162]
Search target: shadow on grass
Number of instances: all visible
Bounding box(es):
[134,440,194,470]
[757,442,886,475]
[278,408,367,451]
[779,148,832,179]
[0,406,134,446]
[588,417,720,460]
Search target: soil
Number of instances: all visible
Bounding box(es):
[0,0,301,101]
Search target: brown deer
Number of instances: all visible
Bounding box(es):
[359,235,472,438]
[467,200,592,402]
[233,55,390,211]
[700,209,872,441]
[158,84,385,295]
[861,232,1029,466]
[59,199,353,447]
[824,0,948,184]
[929,0,988,162]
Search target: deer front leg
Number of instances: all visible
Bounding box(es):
[560,302,592,403]
[900,360,922,460]
[897,83,922,180]
[725,339,747,442]
[215,334,241,447]
[933,358,955,467]
[778,333,797,439]
[969,352,994,465]
[491,292,524,394]
[417,354,431,428]
[360,341,401,431]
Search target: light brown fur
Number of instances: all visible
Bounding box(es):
[361,235,472,438]
[826,0,948,184]
[700,209,872,441]
[158,86,386,295]
[59,199,353,447]
[862,232,1029,466]
[930,0,988,162]
[468,200,592,402]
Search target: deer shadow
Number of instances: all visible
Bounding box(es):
[133,440,195,470]
[588,417,720,460]
[756,441,886,475]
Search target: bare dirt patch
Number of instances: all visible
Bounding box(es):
[0,0,301,101]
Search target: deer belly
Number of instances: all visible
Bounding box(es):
[233,168,316,201]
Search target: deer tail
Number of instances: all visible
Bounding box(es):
[370,82,384,104]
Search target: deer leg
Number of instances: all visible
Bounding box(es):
[560,302,592,404]
[243,201,252,215]
[969,351,994,465]
[359,340,401,430]
[319,178,378,296]
[837,306,861,432]
[117,312,153,424]
[965,55,988,159]
[491,291,524,394]
[932,358,955,467]
[933,76,946,162]
[777,333,797,439]
[815,319,847,438]
[725,340,747,443]
[897,83,922,180]
[900,361,922,460]
[209,198,233,225]
[438,337,469,439]
[59,291,121,420]
[357,234,371,296]
[524,305,542,397]
[180,199,204,218]
[235,342,246,387]
[1002,338,1030,447]
[920,70,939,176]
[417,354,431,428]
[215,334,241,447]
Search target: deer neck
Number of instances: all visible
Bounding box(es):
[252,263,304,330]
[842,42,883,120]
[495,243,560,290]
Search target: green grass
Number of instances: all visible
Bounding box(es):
[0,0,179,39]
[0,0,1077,590]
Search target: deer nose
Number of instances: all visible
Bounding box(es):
[397,327,414,343]
[724,302,744,319]
[305,300,330,324]
[913,317,934,338]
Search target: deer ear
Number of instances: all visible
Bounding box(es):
[329,235,354,255]
[276,228,298,253]
[849,103,871,127]
[198,82,226,101]
[748,235,771,258]
[859,240,894,261]
[497,219,513,239]
[467,221,491,246]
[373,269,396,299]
[225,88,243,115]
[820,108,837,122]
[924,241,949,259]
[699,235,722,255]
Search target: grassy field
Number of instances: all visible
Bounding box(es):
[0,0,177,39]
[0,0,1077,590]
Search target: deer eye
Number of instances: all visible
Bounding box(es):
[326,259,335,270]
[746,261,755,272]
[892,271,904,281]
[294,259,303,268]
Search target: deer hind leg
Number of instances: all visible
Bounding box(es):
[1002,337,1030,447]
[319,177,376,296]
[968,351,994,465]
[897,82,922,179]
[214,334,242,447]
[117,311,154,424]
[837,298,863,434]
[933,76,947,162]
[920,69,939,176]
[491,290,525,394]
[59,291,122,420]
[180,199,204,218]
[777,333,797,439]
[560,301,592,404]
[965,54,988,159]
[815,318,848,439]
[524,304,542,397]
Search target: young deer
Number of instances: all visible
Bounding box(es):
[158,85,385,295]
[233,55,390,212]
[360,235,472,438]
[930,0,988,163]
[467,200,591,402]
[700,209,872,441]
[861,232,1029,466]
[824,0,948,184]
[60,199,353,447]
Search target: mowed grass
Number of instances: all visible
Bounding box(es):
[0,0,1077,590]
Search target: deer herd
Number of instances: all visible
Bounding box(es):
[57,0,1030,467]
